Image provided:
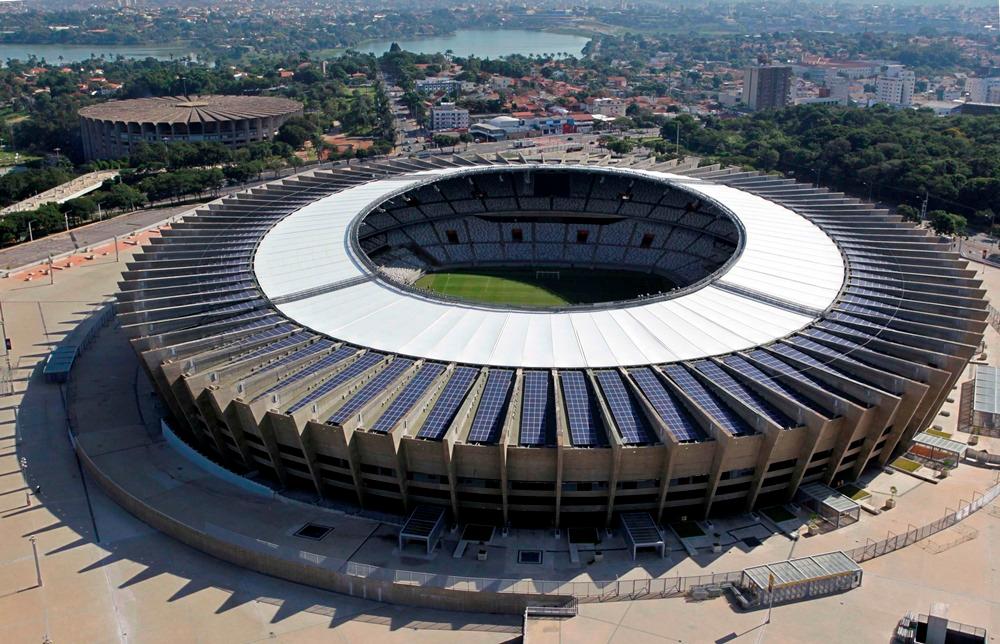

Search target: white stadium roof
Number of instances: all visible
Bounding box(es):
[253,165,845,369]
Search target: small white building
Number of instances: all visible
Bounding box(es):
[588,97,626,117]
[416,77,461,94]
[430,103,470,131]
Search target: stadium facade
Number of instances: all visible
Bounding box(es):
[79,95,303,161]
[116,156,987,528]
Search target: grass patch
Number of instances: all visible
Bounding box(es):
[670,521,705,538]
[760,505,797,523]
[413,268,674,307]
[837,484,872,502]
[891,456,922,473]
[0,150,41,167]
[923,428,953,439]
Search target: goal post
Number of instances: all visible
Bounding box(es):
[535,270,560,280]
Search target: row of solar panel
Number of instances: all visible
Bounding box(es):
[229,333,903,447]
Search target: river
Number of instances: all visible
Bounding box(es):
[357,29,590,59]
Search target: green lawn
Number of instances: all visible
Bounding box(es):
[413,268,674,307]
[0,150,41,167]
[837,484,872,502]
[891,456,922,473]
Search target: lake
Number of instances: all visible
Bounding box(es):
[0,42,191,64]
[358,29,591,59]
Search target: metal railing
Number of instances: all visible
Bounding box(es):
[844,477,1000,564]
[205,477,1000,602]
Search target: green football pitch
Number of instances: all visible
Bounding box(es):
[414,268,675,307]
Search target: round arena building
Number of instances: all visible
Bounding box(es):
[116,155,986,528]
[79,94,303,161]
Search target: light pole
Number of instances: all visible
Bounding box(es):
[27,220,33,242]
[0,297,12,394]
[28,536,41,587]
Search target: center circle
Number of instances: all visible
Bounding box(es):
[354,167,743,310]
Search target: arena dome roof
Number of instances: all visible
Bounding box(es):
[253,165,846,368]
[78,94,303,124]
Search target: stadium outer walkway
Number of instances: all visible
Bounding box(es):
[0,245,520,643]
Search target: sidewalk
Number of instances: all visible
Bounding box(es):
[0,224,517,644]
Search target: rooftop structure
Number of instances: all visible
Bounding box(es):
[78,94,303,160]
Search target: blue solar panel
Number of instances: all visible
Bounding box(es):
[595,370,656,445]
[661,364,753,437]
[234,330,309,363]
[826,311,890,332]
[722,355,830,417]
[417,366,478,440]
[467,369,513,444]
[761,346,842,383]
[370,363,445,433]
[520,371,554,446]
[247,339,336,379]
[628,367,705,442]
[328,358,414,425]
[691,361,795,429]
[787,335,863,365]
[287,351,385,413]
[768,344,887,398]
[251,344,354,401]
[559,371,604,446]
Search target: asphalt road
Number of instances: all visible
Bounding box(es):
[0,203,198,271]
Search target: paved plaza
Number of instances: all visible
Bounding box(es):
[0,226,998,642]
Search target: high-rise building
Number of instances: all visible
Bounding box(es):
[966,77,1000,104]
[875,65,915,107]
[743,65,792,110]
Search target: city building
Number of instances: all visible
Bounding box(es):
[875,65,916,107]
[430,103,469,131]
[470,115,528,141]
[78,94,303,161]
[588,97,626,117]
[966,77,1000,104]
[416,77,461,94]
[744,65,792,110]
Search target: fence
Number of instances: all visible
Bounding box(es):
[171,436,1000,604]
[203,519,744,603]
[205,478,1000,603]
[844,477,1000,563]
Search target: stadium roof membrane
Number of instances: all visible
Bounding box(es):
[254,165,845,369]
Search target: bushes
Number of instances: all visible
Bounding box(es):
[138,168,225,202]
[927,210,967,236]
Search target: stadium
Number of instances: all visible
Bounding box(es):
[78,94,304,161]
[116,155,987,530]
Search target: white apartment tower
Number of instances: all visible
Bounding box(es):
[430,103,470,131]
[875,65,915,107]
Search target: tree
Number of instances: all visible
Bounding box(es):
[927,210,967,236]
[896,204,921,223]
[99,183,146,211]
[61,196,97,221]
[432,134,459,148]
[276,117,315,149]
